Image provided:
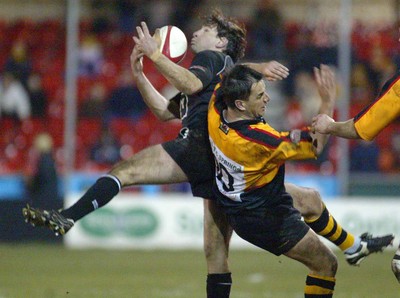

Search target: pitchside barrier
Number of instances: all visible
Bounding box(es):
[64,193,400,250]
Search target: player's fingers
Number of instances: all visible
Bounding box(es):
[270,73,283,81]
[132,36,141,44]
[321,67,331,88]
[312,115,318,123]
[319,64,329,84]
[271,66,289,77]
[141,21,151,37]
[271,67,289,79]
[277,67,289,78]
[322,65,335,88]
[273,62,289,72]
[270,62,289,72]
[133,46,144,57]
[136,26,144,39]
[314,67,322,85]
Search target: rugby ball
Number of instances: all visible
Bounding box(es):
[159,25,187,64]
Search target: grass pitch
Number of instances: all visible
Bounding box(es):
[0,243,398,297]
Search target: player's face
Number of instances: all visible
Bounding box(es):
[242,80,270,119]
[190,26,221,53]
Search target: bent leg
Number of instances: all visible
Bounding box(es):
[285,183,323,220]
[63,144,188,221]
[204,199,233,298]
[286,182,356,252]
[284,229,337,297]
[111,144,188,186]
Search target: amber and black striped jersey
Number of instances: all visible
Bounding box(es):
[354,71,400,141]
[208,91,317,212]
[169,50,233,133]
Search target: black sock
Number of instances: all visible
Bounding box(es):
[61,175,121,222]
[206,273,232,298]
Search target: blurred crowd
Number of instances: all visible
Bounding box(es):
[0,0,399,179]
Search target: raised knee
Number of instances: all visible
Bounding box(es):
[324,252,338,276]
[296,188,324,220]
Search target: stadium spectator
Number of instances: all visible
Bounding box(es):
[25,133,61,209]
[89,0,113,34]
[0,71,30,121]
[350,140,380,172]
[115,0,141,33]
[89,128,121,166]
[78,35,104,78]
[4,40,32,88]
[377,148,398,173]
[145,0,173,29]
[27,73,48,118]
[171,0,203,34]
[284,22,340,101]
[366,45,397,94]
[104,69,147,122]
[350,63,375,108]
[79,82,107,119]
[247,0,287,61]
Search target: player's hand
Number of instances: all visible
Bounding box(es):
[130,45,144,80]
[259,61,289,81]
[311,114,335,134]
[314,64,336,104]
[133,22,161,61]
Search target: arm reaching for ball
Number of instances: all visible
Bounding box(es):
[133,22,203,95]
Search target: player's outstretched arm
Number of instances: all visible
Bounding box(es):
[245,60,289,81]
[311,64,336,155]
[312,115,360,139]
[133,21,202,95]
[130,45,176,121]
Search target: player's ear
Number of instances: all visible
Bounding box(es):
[235,99,246,111]
[217,37,228,50]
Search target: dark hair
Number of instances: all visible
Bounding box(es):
[220,65,263,109]
[202,9,246,62]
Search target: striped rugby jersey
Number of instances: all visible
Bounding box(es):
[208,87,317,209]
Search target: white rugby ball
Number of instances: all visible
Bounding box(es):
[159,25,187,64]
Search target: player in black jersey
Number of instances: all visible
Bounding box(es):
[22,9,393,297]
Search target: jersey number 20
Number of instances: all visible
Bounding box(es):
[216,162,234,192]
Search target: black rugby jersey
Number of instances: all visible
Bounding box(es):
[172,50,233,133]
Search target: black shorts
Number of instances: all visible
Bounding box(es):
[225,193,310,255]
[162,128,215,199]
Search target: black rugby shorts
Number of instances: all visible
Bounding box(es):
[226,193,310,255]
[162,129,216,199]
